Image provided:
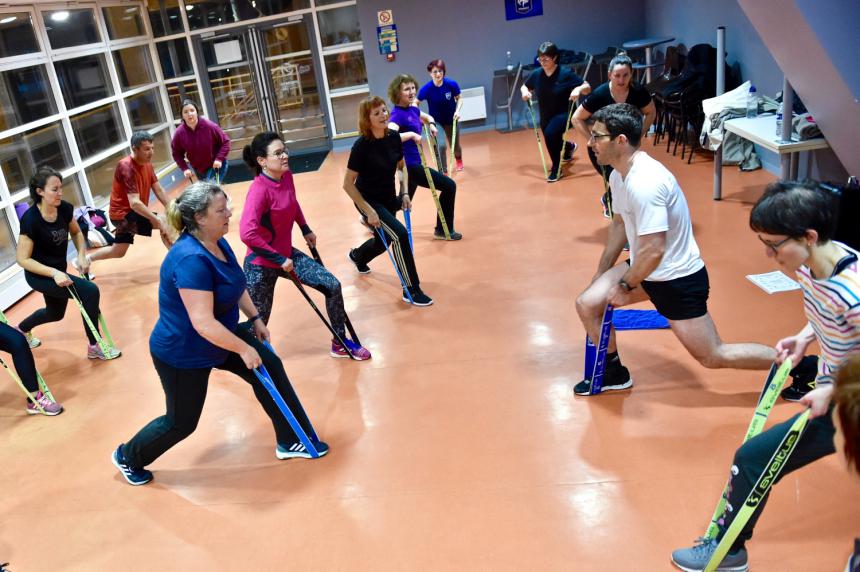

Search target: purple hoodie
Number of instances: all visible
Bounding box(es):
[170,116,231,173]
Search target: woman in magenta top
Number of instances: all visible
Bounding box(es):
[239,131,370,360]
[171,99,231,183]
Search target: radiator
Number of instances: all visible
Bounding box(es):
[458,86,487,122]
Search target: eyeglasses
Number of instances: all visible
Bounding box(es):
[537,56,553,62]
[589,131,612,143]
[268,148,289,158]
[757,235,793,253]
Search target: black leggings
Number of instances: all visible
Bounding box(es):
[352,200,419,289]
[0,322,39,397]
[541,113,574,173]
[122,324,314,468]
[244,248,348,337]
[406,164,457,233]
[20,272,101,345]
[720,408,836,550]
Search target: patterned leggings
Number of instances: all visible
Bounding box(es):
[244,248,347,339]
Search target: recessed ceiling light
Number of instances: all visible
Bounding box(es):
[51,11,70,22]
[0,16,17,24]
[125,7,137,13]
[185,5,194,10]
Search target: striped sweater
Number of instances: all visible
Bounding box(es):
[795,242,860,385]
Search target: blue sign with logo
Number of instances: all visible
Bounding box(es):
[505,0,542,20]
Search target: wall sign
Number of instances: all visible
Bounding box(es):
[377,24,398,54]
[505,0,543,20]
[377,10,393,26]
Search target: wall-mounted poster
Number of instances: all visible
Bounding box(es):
[505,0,543,20]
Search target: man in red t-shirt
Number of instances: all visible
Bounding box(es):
[83,131,173,271]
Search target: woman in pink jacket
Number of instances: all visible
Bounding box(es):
[239,131,370,360]
[171,99,231,183]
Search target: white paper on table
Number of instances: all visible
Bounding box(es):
[745,271,801,294]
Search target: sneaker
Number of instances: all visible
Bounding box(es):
[111,444,153,486]
[671,537,749,572]
[276,440,330,459]
[26,391,63,416]
[547,170,562,183]
[15,327,40,349]
[433,230,463,241]
[348,249,371,274]
[782,355,818,402]
[573,357,633,395]
[88,343,122,360]
[71,255,94,279]
[331,338,372,360]
[562,142,577,162]
[455,158,464,171]
[402,287,433,307]
[601,191,612,218]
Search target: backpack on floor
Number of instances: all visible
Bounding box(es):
[74,206,115,248]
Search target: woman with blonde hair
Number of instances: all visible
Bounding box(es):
[112,181,327,486]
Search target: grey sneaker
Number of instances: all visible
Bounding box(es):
[671,538,749,572]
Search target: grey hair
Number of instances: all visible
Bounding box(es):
[166,181,225,235]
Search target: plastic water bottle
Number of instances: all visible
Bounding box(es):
[506,51,513,72]
[775,102,784,139]
[746,85,758,118]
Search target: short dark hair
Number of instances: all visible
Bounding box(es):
[180,99,200,114]
[749,180,838,243]
[427,59,446,74]
[130,130,153,150]
[537,41,558,60]
[243,131,284,175]
[591,103,643,147]
[28,166,63,205]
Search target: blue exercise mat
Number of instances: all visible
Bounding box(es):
[612,309,669,330]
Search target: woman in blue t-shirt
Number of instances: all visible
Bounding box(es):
[111,181,328,486]
[417,59,463,172]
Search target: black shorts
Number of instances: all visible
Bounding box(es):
[111,211,153,244]
[641,265,710,321]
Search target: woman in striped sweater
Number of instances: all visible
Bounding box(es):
[672,180,860,572]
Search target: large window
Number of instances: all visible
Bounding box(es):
[103,6,145,40]
[86,148,128,205]
[113,45,157,90]
[0,12,40,58]
[146,0,184,38]
[156,39,193,79]
[126,88,166,130]
[42,8,101,50]
[317,5,361,47]
[0,66,57,131]
[54,54,114,109]
[0,122,72,192]
[184,0,311,30]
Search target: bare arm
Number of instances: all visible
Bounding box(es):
[595,214,628,277]
[640,100,657,136]
[16,235,64,279]
[572,104,593,141]
[570,81,591,100]
[151,182,170,209]
[620,231,666,287]
[342,168,379,225]
[128,192,163,229]
[179,288,263,369]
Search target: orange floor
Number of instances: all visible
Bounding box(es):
[1,129,857,571]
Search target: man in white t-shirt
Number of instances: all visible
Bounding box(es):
[573,103,776,395]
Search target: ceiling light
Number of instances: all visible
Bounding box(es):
[0,16,17,24]
[50,11,70,22]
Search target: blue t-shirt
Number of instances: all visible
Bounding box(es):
[150,233,247,368]
[389,105,423,167]
[418,78,461,125]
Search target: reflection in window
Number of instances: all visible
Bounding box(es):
[113,45,156,90]
[0,122,72,193]
[54,54,113,109]
[323,50,367,90]
[126,88,166,130]
[156,39,193,79]
[263,22,310,57]
[331,92,365,135]
[86,148,128,206]
[70,103,123,160]
[103,6,145,40]
[0,211,19,273]
[43,9,100,50]
[150,129,173,173]
[317,6,361,48]
[184,0,310,30]
[0,12,40,58]
[146,0,184,37]
[165,80,200,122]
[0,66,57,131]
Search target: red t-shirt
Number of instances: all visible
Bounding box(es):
[110,156,157,220]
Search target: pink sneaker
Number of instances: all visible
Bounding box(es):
[26,391,63,416]
[87,343,122,360]
[330,338,371,360]
[455,159,464,171]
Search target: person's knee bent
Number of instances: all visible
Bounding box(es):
[6,331,30,355]
[575,290,602,321]
[689,347,726,369]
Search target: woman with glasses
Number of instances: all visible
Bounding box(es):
[572,53,657,215]
[239,131,370,360]
[171,99,231,183]
[520,41,587,183]
[417,59,463,173]
[672,180,860,571]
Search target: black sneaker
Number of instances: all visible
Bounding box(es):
[433,230,463,241]
[111,444,153,486]
[348,249,370,274]
[562,142,577,163]
[547,170,562,183]
[276,440,330,459]
[781,355,818,402]
[402,287,433,306]
[573,358,633,395]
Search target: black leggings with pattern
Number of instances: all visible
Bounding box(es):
[244,248,348,339]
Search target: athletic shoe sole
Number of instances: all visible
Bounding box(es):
[573,378,634,396]
[26,405,63,416]
[276,445,330,459]
[672,560,749,572]
[402,296,434,307]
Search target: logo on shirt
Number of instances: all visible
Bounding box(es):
[445,92,452,101]
[51,229,65,246]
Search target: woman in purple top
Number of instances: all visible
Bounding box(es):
[417,59,463,172]
[171,99,231,183]
[239,132,370,360]
[387,73,462,241]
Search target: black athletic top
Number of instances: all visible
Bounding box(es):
[347,130,404,212]
[20,201,74,272]
[581,82,652,115]
[524,65,584,127]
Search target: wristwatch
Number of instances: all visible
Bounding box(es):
[618,278,636,292]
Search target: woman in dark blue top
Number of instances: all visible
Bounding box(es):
[417,59,463,172]
[112,181,328,486]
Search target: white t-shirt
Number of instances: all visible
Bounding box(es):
[609,151,704,282]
